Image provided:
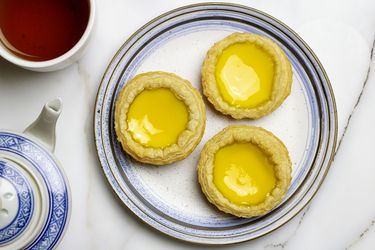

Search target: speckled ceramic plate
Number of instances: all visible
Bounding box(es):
[94,3,337,244]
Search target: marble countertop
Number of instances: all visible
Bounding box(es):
[1,0,375,249]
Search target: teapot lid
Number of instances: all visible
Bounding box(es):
[0,132,70,250]
[0,158,46,249]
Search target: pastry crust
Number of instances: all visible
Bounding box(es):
[115,71,206,165]
[201,32,293,119]
[198,125,291,218]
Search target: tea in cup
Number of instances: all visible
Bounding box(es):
[0,0,95,71]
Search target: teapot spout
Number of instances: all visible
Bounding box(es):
[24,98,62,152]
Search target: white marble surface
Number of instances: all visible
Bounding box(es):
[0,0,375,249]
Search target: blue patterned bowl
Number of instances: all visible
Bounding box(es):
[95,3,337,244]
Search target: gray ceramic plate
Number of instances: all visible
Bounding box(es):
[94,3,337,244]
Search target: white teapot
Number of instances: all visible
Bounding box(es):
[0,98,70,250]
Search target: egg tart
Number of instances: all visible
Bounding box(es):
[115,71,206,165]
[201,32,293,119]
[198,125,291,218]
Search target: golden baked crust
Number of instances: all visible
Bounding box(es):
[198,125,291,218]
[201,32,293,119]
[115,71,206,165]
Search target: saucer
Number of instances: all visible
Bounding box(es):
[0,132,70,250]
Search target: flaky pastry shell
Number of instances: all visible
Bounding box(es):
[201,32,293,119]
[198,125,291,217]
[115,71,206,165]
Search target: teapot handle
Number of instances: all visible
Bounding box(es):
[24,98,62,152]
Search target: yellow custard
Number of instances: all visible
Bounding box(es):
[215,42,275,108]
[127,88,189,148]
[213,143,276,205]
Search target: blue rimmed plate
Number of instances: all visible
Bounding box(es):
[94,3,337,244]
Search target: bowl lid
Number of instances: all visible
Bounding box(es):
[0,131,70,250]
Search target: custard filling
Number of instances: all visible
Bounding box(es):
[215,42,275,108]
[126,88,189,148]
[213,143,276,205]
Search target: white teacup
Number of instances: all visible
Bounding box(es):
[0,0,95,72]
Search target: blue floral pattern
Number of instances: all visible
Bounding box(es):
[0,160,34,244]
[0,132,69,250]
